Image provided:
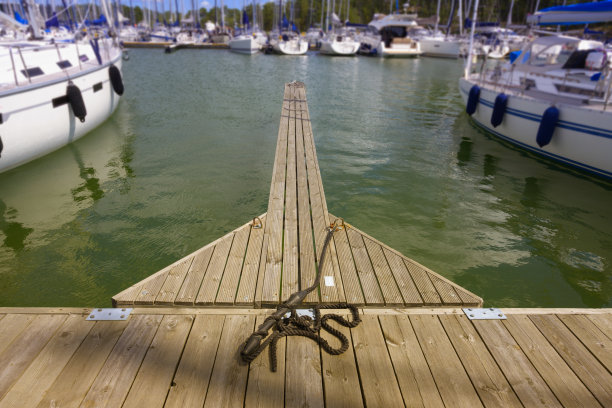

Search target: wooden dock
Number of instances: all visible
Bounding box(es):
[122,41,230,50]
[0,307,610,407]
[113,82,482,309]
[2,83,611,408]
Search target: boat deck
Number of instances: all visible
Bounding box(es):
[112,82,481,309]
[0,307,609,407]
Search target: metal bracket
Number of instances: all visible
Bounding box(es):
[87,308,132,321]
[284,309,314,319]
[463,308,506,320]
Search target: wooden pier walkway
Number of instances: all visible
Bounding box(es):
[2,83,610,408]
[113,82,482,309]
[0,307,609,407]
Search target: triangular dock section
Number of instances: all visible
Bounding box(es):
[113,82,482,308]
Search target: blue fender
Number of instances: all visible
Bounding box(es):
[490,93,508,127]
[466,85,480,115]
[536,106,559,148]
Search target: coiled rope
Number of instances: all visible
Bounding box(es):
[240,218,361,372]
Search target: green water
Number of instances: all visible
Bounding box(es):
[1,49,611,308]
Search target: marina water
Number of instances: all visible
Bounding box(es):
[1,49,610,308]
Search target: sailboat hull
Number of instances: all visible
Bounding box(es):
[459,77,612,178]
[0,53,123,174]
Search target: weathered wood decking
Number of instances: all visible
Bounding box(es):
[0,307,610,407]
[113,82,482,308]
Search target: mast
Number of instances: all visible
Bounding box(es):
[434,0,441,34]
[458,0,462,35]
[506,0,514,26]
[464,0,479,78]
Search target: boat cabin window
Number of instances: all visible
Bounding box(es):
[380,26,407,38]
[521,41,576,67]
[20,67,44,78]
[57,60,72,69]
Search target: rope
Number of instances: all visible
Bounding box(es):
[240,218,361,371]
[241,303,361,372]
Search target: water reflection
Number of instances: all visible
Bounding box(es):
[0,199,33,251]
[0,108,134,246]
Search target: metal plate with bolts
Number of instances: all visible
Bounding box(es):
[87,308,133,321]
[463,308,506,320]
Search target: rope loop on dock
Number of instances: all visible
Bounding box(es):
[239,217,361,371]
[241,303,361,372]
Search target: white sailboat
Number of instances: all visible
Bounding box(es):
[319,10,359,56]
[270,31,308,55]
[418,0,461,58]
[229,5,262,54]
[0,0,125,174]
[459,0,612,179]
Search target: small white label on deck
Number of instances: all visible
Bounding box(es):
[324,276,335,287]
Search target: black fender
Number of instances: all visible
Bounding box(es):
[67,83,87,122]
[109,64,124,96]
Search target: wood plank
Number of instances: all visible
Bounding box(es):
[503,314,601,407]
[363,237,404,305]
[299,91,344,304]
[439,315,522,407]
[587,314,612,338]
[295,97,318,304]
[155,256,194,305]
[254,233,269,307]
[261,85,291,305]
[195,233,235,305]
[428,274,463,305]
[410,314,483,408]
[404,259,442,305]
[165,315,225,408]
[203,315,255,408]
[80,315,163,408]
[378,314,444,408]
[123,315,194,408]
[35,320,128,408]
[382,248,424,305]
[0,315,93,408]
[134,271,170,305]
[0,314,36,357]
[285,335,324,408]
[558,314,612,371]
[350,315,404,407]
[320,315,363,408]
[216,224,251,305]
[529,314,612,407]
[235,215,267,306]
[346,228,384,305]
[473,319,561,407]
[0,314,66,400]
[244,315,286,408]
[175,244,215,305]
[330,227,365,305]
[282,96,299,302]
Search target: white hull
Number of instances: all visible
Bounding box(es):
[229,36,261,54]
[377,40,422,58]
[319,38,359,56]
[459,77,612,178]
[0,42,123,173]
[272,39,308,55]
[419,37,460,58]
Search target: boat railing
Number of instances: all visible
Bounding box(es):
[2,37,118,90]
